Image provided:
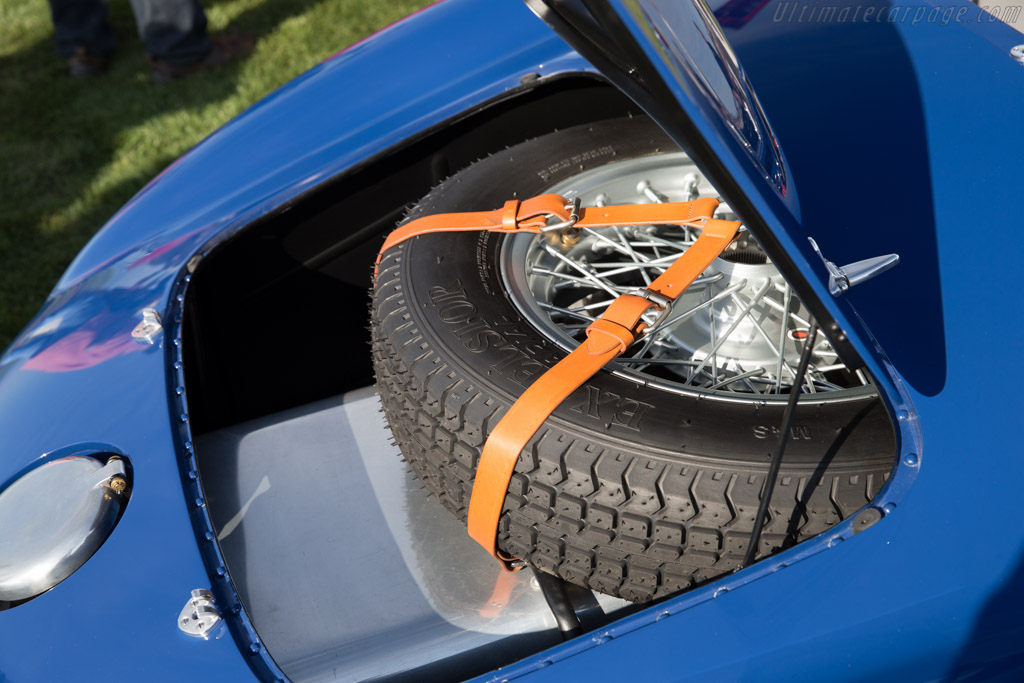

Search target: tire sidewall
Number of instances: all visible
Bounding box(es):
[390,117,893,468]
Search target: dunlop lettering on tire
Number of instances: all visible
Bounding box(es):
[370,117,896,602]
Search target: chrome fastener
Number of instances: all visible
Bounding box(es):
[808,237,899,296]
[540,197,582,233]
[178,589,222,638]
[131,308,163,345]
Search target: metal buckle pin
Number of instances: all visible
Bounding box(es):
[539,197,582,232]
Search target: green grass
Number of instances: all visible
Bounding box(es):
[0,0,430,349]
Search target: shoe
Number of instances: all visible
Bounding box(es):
[150,30,254,82]
[67,47,110,78]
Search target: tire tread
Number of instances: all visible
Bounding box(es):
[369,120,894,602]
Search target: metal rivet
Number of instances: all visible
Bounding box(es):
[108,475,127,493]
[1011,45,1024,63]
[903,453,919,467]
[852,506,884,534]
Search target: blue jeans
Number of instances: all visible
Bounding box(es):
[49,0,211,65]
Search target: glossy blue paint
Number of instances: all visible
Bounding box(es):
[0,1,587,679]
[602,0,897,392]
[720,0,948,397]
[477,2,1024,681]
[2,0,1022,678]
[625,0,795,205]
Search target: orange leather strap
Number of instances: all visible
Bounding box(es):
[467,216,740,567]
[375,194,720,274]
[375,193,740,569]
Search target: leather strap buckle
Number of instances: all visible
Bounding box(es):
[375,192,741,568]
[539,197,582,232]
[629,288,672,335]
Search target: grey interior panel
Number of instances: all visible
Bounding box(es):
[196,387,631,682]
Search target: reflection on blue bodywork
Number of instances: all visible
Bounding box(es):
[0,1,587,678]
[634,0,792,203]
[5,233,205,374]
[713,0,773,28]
[722,0,946,395]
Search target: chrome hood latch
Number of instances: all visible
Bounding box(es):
[808,237,900,296]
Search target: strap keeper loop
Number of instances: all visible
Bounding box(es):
[376,191,740,567]
[500,200,521,231]
[585,319,635,355]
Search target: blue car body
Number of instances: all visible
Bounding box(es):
[1,0,1022,679]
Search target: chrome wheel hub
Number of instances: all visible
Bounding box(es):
[500,153,870,400]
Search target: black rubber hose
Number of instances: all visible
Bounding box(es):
[741,323,819,568]
[532,568,583,639]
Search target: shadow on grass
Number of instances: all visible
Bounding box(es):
[0,0,331,349]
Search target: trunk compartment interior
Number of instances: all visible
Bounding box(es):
[183,81,644,681]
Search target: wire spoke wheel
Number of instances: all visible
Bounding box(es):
[501,154,871,401]
[372,118,895,602]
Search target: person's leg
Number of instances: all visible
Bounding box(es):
[129,0,211,65]
[48,0,116,58]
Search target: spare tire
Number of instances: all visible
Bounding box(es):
[371,116,895,603]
